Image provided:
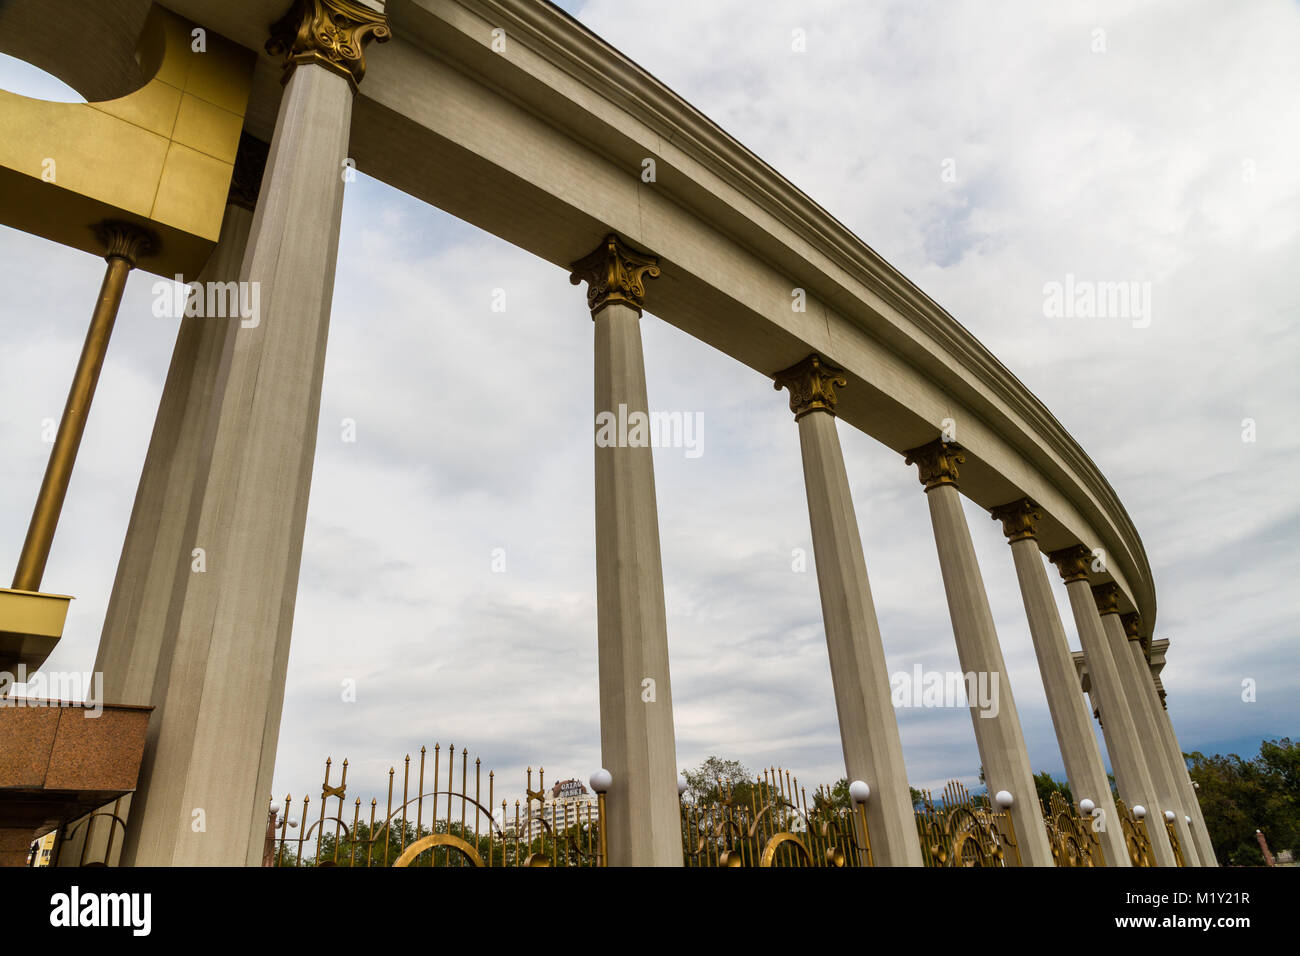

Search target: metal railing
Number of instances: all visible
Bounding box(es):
[267,744,605,867]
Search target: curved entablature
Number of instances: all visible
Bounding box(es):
[0,2,256,276]
[370,0,1154,631]
[63,0,1153,635]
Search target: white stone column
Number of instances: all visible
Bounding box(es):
[95,202,255,707]
[772,355,922,866]
[903,440,1053,866]
[1095,598,1199,865]
[57,169,261,867]
[569,234,681,867]
[989,499,1129,866]
[1151,683,1218,865]
[1120,630,1201,866]
[1047,547,1177,866]
[120,0,390,866]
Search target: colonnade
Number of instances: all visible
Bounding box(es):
[61,0,1210,867]
[561,248,1213,865]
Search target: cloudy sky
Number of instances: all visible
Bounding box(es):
[2,0,1297,821]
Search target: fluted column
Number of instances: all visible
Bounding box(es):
[1150,682,1218,865]
[903,440,1053,866]
[1133,655,1201,868]
[1096,599,1199,865]
[773,355,922,866]
[989,499,1129,866]
[121,0,390,866]
[56,139,266,868]
[1047,547,1177,866]
[569,234,681,867]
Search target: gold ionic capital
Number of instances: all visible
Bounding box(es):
[772,354,846,420]
[903,437,964,492]
[92,220,158,268]
[1121,613,1150,662]
[990,497,1041,543]
[1047,544,1091,584]
[266,0,392,92]
[1091,582,1121,616]
[568,233,661,315]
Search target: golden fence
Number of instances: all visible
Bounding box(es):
[1113,796,1157,867]
[268,744,605,867]
[36,741,1188,868]
[1040,790,1105,867]
[1165,816,1187,866]
[914,780,1021,866]
[264,745,1177,869]
[679,766,873,867]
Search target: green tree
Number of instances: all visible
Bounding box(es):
[681,756,779,811]
[1033,771,1073,808]
[1259,738,1300,793]
[682,757,749,806]
[819,777,851,810]
[1188,737,1299,866]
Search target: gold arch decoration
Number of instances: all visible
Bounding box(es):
[1041,791,1105,867]
[0,3,254,277]
[915,781,1020,867]
[393,833,483,868]
[759,832,813,867]
[1113,797,1156,867]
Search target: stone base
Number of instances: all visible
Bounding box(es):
[0,700,151,865]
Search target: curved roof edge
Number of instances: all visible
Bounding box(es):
[460,0,1156,630]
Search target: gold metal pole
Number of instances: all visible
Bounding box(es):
[855,800,874,867]
[1000,800,1022,867]
[12,222,154,592]
[596,792,608,868]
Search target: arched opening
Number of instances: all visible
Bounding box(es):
[0,53,86,103]
[0,0,153,103]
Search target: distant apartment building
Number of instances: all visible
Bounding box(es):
[504,778,599,841]
[28,831,56,867]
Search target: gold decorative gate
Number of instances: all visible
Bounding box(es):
[1113,797,1156,867]
[1041,791,1105,867]
[269,744,606,867]
[679,766,873,867]
[271,751,1185,869]
[1164,815,1187,866]
[915,781,1021,866]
